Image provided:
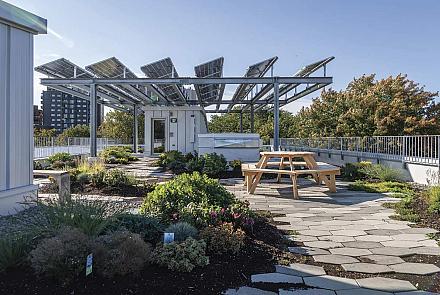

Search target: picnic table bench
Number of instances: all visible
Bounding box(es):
[241,151,340,199]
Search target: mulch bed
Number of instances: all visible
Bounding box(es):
[0,214,302,295]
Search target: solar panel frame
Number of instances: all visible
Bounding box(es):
[194,57,224,106]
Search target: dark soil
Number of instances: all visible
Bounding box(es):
[0,214,303,295]
[408,194,440,232]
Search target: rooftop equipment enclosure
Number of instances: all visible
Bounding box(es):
[0,1,47,215]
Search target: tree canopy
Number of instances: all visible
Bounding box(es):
[99,110,144,142]
[208,74,439,139]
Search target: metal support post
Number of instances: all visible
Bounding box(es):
[273,80,280,151]
[133,105,139,153]
[89,84,97,157]
[250,104,255,133]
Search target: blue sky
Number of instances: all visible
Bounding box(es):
[8,0,440,113]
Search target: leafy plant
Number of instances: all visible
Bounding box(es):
[427,186,440,213]
[165,222,198,242]
[202,153,227,178]
[151,237,209,272]
[140,172,235,226]
[102,169,136,187]
[0,233,34,272]
[199,223,245,255]
[157,151,187,174]
[30,227,92,283]
[114,213,165,243]
[388,195,420,222]
[93,230,152,278]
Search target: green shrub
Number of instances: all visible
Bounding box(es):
[93,230,152,278]
[48,152,73,164]
[202,153,227,178]
[391,195,420,222]
[186,157,205,173]
[341,161,372,180]
[30,227,91,283]
[199,223,245,255]
[0,233,34,272]
[140,172,235,225]
[114,213,165,243]
[427,186,440,213]
[360,164,403,182]
[157,151,187,174]
[229,160,242,172]
[37,197,126,236]
[165,222,198,242]
[103,169,136,187]
[99,146,137,164]
[348,180,414,196]
[151,237,209,272]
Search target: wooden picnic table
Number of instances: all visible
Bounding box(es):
[242,151,340,199]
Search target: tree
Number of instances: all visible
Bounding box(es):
[34,128,56,138]
[293,74,439,137]
[57,125,90,143]
[99,110,144,142]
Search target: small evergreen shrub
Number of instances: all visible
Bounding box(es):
[165,222,198,242]
[427,186,440,213]
[115,213,165,243]
[186,157,205,173]
[202,153,227,178]
[48,152,74,164]
[93,230,152,278]
[157,151,186,174]
[30,227,91,283]
[151,237,209,272]
[199,223,245,255]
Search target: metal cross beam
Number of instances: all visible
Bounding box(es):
[40,76,332,86]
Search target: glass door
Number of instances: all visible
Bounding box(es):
[152,119,166,154]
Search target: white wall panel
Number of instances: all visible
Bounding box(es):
[8,27,32,188]
[0,23,7,191]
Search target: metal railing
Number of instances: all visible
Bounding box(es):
[33,137,143,159]
[274,135,440,166]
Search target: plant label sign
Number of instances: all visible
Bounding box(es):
[164,232,174,244]
[86,253,93,276]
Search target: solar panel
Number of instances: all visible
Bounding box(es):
[194,57,224,106]
[141,57,187,105]
[227,56,278,111]
[86,57,161,105]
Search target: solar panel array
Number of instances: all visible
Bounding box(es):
[194,57,225,106]
[141,57,187,105]
[227,56,278,111]
[36,56,333,113]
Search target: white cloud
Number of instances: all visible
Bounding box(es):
[47,27,74,48]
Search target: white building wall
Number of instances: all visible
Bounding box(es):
[0,2,46,215]
[143,106,208,156]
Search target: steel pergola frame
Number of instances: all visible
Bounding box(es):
[37,56,334,157]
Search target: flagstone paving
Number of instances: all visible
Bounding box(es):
[221,178,440,294]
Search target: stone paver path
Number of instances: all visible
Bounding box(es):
[222,178,440,294]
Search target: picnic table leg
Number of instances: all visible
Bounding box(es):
[291,175,299,199]
[321,174,337,193]
[276,157,284,183]
[249,172,263,194]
